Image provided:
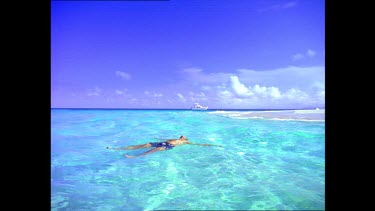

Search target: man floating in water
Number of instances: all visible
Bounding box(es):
[106,135,223,158]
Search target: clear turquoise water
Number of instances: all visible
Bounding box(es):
[51,109,325,210]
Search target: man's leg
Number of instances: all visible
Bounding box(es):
[125,147,165,158]
[107,143,152,150]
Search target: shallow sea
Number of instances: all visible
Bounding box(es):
[51,109,325,210]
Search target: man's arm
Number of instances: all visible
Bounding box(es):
[186,142,223,147]
[154,138,176,141]
[106,146,126,150]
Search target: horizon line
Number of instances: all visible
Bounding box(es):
[51,107,324,110]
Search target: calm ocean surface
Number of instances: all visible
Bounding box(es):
[51,109,325,210]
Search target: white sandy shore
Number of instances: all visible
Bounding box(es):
[210,109,325,121]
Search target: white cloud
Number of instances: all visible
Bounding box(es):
[180,67,230,84]
[177,93,186,102]
[315,90,325,99]
[181,67,203,74]
[115,90,124,95]
[154,93,163,97]
[282,1,297,9]
[220,75,324,108]
[189,92,205,97]
[114,88,130,96]
[201,86,211,91]
[268,87,282,98]
[230,76,253,97]
[292,49,317,61]
[144,90,163,97]
[312,81,324,89]
[177,66,324,108]
[235,66,324,91]
[229,77,284,100]
[218,90,233,98]
[311,81,325,94]
[259,1,297,12]
[115,71,131,80]
[189,91,207,102]
[307,49,316,57]
[252,84,267,95]
[292,53,304,61]
[88,86,102,96]
[252,84,281,98]
[230,76,282,99]
[284,88,309,100]
[88,92,99,96]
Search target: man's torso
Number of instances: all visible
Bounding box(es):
[166,139,188,146]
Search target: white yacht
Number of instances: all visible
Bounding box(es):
[191,103,208,110]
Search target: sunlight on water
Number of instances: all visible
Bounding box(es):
[51,109,325,210]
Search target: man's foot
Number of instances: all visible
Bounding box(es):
[125,154,135,158]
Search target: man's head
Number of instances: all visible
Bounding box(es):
[179,135,187,140]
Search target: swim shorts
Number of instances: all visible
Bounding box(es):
[149,142,175,150]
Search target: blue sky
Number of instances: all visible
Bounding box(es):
[51,0,325,109]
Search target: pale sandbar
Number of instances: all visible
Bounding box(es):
[210,109,325,121]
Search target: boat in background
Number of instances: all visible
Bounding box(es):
[191,103,208,110]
